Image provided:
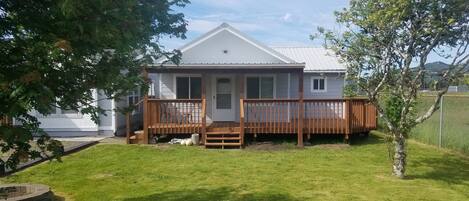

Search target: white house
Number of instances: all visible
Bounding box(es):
[34,23,371,141]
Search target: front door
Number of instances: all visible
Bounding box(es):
[212,75,235,121]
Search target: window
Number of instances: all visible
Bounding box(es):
[176,77,201,99]
[128,89,140,106]
[311,77,327,92]
[38,105,81,118]
[246,76,274,99]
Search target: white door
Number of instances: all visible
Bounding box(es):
[212,75,235,121]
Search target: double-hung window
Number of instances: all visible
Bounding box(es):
[246,76,274,99]
[311,77,327,92]
[128,89,140,106]
[176,76,201,99]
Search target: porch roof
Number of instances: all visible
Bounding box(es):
[146,63,305,73]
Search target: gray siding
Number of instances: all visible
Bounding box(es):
[291,73,344,99]
[147,72,344,125]
[276,73,289,98]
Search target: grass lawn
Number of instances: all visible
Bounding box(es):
[1,133,469,201]
[412,95,469,153]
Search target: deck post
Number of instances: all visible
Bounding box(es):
[126,112,131,144]
[201,74,207,144]
[142,67,149,144]
[297,70,304,147]
[239,74,245,146]
[345,98,351,142]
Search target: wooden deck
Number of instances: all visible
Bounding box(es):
[125,68,377,147]
[126,98,377,146]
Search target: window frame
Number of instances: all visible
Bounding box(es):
[244,74,276,99]
[173,74,202,99]
[127,88,140,106]
[311,76,327,93]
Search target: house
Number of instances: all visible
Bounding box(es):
[125,23,377,148]
[32,89,116,137]
[29,23,376,145]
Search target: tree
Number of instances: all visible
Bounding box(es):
[0,0,188,173]
[318,0,468,178]
[464,74,469,86]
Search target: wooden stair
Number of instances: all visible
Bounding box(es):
[205,122,242,149]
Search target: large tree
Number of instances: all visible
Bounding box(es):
[318,0,468,178]
[0,0,188,173]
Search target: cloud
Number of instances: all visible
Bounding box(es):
[160,1,350,49]
[282,13,292,22]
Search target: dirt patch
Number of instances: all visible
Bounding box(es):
[245,142,297,151]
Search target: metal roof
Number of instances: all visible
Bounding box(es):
[272,47,346,72]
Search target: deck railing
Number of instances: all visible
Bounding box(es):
[147,99,204,135]
[241,98,377,135]
[243,99,299,134]
[303,99,346,134]
[129,97,377,144]
[349,100,377,133]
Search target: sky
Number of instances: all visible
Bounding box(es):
[161,0,447,63]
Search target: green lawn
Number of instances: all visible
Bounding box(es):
[2,133,469,201]
[412,95,469,153]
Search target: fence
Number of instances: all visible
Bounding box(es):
[411,93,469,153]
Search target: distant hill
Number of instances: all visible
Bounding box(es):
[414,61,468,91]
[416,61,468,74]
[423,61,449,73]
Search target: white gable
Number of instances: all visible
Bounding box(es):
[160,23,296,65]
[181,29,283,64]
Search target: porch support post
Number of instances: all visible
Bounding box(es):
[345,98,351,143]
[297,70,304,147]
[239,74,245,146]
[201,74,207,144]
[142,67,149,144]
[126,112,131,144]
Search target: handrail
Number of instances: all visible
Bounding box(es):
[244,98,299,102]
[134,99,145,107]
[148,99,202,102]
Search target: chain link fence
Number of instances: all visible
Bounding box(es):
[411,93,469,154]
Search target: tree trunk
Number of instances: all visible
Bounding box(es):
[392,134,406,178]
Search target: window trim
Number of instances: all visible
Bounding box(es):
[244,74,276,99]
[311,76,327,93]
[173,74,202,99]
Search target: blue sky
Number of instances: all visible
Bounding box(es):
[161,0,446,63]
[161,0,348,48]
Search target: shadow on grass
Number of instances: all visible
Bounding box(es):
[53,195,66,201]
[351,134,384,146]
[408,153,469,185]
[309,133,383,146]
[243,132,382,147]
[123,187,301,201]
